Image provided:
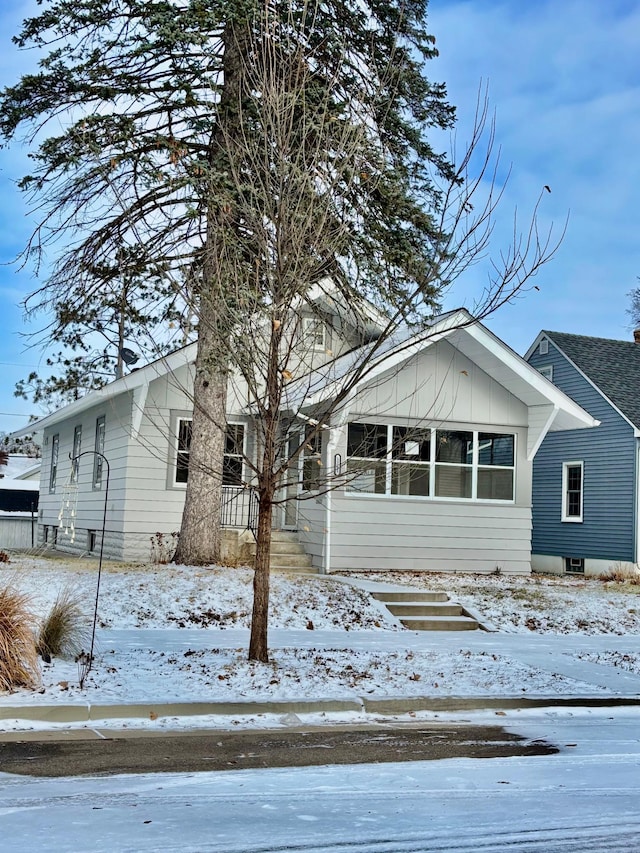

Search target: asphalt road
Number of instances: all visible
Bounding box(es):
[0,723,557,777]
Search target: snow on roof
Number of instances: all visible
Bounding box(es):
[0,478,39,491]
[0,455,41,480]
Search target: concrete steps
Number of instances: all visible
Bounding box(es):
[264,531,316,574]
[371,589,479,631]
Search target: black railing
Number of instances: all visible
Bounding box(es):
[221,486,259,536]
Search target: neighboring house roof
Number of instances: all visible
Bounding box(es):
[530,330,640,430]
[0,478,39,492]
[0,454,41,480]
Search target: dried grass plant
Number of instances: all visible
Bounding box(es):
[599,563,640,586]
[0,581,40,692]
[37,586,90,662]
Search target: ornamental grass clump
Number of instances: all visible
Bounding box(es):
[37,586,90,662]
[0,582,40,692]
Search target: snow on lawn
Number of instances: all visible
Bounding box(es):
[577,650,640,674]
[339,570,640,634]
[1,557,394,631]
[0,555,639,715]
[5,643,605,709]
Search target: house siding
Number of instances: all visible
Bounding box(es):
[528,342,636,564]
[319,342,534,574]
[38,392,135,560]
[327,497,531,573]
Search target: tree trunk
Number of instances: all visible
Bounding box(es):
[173,303,227,566]
[249,492,274,662]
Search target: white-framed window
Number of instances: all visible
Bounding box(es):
[562,461,583,522]
[93,416,106,488]
[224,424,244,485]
[175,418,192,484]
[539,338,549,355]
[565,556,585,574]
[71,424,82,483]
[174,418,245,487]
[302,427,323,491]
[538,365,553,381]
[346,424,515,502]
[302,316,326,349]
[49,434,59,493]
[392,426,431,496]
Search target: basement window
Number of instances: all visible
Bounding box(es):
[565,557,584,575]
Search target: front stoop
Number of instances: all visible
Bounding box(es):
[269,531,316,574]
[370,589,479,631]
[223,529,317,574]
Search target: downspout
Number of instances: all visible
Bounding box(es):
[323,401,353,576]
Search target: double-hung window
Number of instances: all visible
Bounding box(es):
[391,426,431,496]
[302,317,326,350]
[346,423,515,502]
[477,433,515,500]
[93,416,106,488]
[434,430,473,498]
[302,428,323,491]
[174,419,245,486]
[49,434,59,493]
[223,424,244,486]
[562,461,583,522]
[71,425,82,483]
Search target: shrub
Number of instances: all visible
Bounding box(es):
[599,563,640,585]
[0,551,10,563]
[37,586,90,662]
[0,582,40,691]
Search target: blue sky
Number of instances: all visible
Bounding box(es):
[0,0,639,434]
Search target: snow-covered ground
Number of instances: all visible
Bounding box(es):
[3,556,640,851]
[341,569,640,634]
[2,555,640,731]
[2,707,640,852]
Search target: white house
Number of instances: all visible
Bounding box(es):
[13,308,597,572]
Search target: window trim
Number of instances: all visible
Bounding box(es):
[562,461,584,522]
[346,423,516,503]
[302,316,327,350]
[170,415,246,488]
[71,424,82,483]
[49,433,59,493]
[565,556,585,574]
[93,416,106,489]
[538,365,553,381]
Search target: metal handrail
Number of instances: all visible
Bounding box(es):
[221,485,259,537]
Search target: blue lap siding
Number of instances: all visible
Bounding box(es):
[528,339,637,563]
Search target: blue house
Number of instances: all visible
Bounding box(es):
[525,330,640,575]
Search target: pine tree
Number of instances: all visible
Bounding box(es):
[1,1,557,661]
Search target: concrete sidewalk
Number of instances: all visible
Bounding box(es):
[1,628,640,731]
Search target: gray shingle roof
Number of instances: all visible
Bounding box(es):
[544,330,640,428]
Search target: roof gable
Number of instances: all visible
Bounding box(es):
[542,331,640,429]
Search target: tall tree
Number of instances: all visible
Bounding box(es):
[628,279,640,331]
[1,1,559,662]
[15,248,182,409]
[0,0,456,568]
[161,6,559,660]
